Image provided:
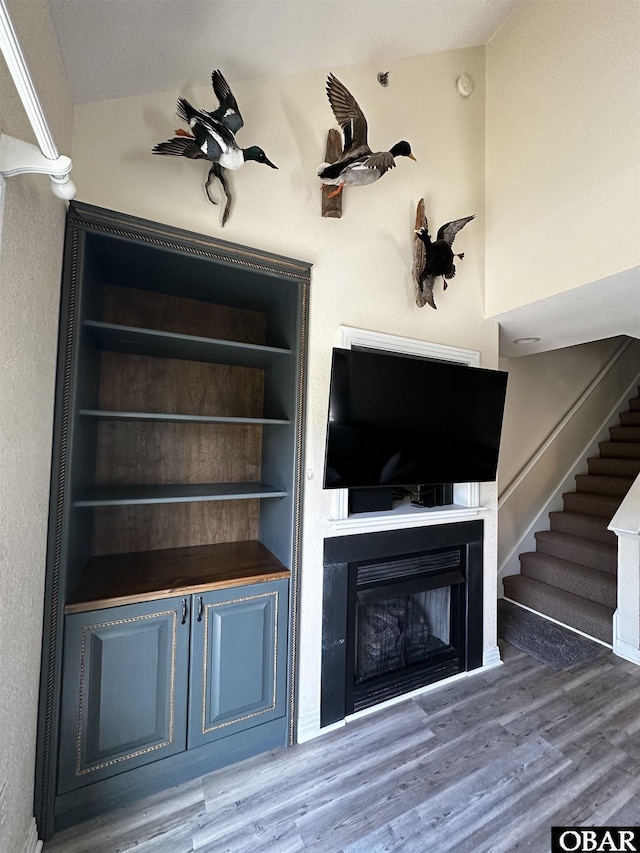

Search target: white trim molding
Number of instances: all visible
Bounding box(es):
[22,817,43,853]
[0,0,75,199]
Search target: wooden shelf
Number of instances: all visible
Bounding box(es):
[74,482,288,507]
[84,321,292,367]
[65,540,291,613]
[79,409,289,426]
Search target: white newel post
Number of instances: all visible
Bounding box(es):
[609,476,640,665]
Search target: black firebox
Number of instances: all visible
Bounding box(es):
[321,521,483,726]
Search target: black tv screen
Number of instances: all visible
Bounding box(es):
[323,347,508,489]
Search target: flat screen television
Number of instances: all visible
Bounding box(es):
[323,347,508,490]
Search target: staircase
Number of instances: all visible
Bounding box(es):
[503,385,640,645]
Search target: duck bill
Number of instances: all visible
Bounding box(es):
[408,153,417,161]
[265,158,278,169]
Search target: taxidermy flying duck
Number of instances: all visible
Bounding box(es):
[317,73,415,198]
[415,213,475,309]
[152,69,277,225]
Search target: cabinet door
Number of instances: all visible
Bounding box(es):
[58,598,190,793]
[188,579,288,749]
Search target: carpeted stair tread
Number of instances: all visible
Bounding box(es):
[519,551,616,608]
[534,530,617,573]
[562,491,621,518]
[587,456,640,478]
[598,440,640,459]
[502,574,613,644]
[609,425,640,442]
[575,474,635,497]
[548,510,617,545]
[619,411,640,426]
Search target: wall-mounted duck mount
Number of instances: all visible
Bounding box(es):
[413,197,475,309]
[152,69,277,226]
[317,73,415,205]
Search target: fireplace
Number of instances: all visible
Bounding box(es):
[322,521,483,725]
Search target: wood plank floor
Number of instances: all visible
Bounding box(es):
[44,641,640,853]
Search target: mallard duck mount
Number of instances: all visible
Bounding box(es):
[318,73,415,215]
[413,198,475,309]
[152,69,277,226]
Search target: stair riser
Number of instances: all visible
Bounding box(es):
[503,576,613,644]
[629,398,640,412]
[548,512,617,545]
[575,474,634,498]
[609,426,640,442]
[519,554,617,610]
[563,492,621,518]
[587,457,640,478]
[619,412,640,426]
[599,441,640,460]
[534,534,617,574]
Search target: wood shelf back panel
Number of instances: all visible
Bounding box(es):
[98,352,264,418]
[95,421,262,485]
[102,283,267,344]
[91,500,261,556]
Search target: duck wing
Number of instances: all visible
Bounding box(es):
[176,96,235,160]
[437,215,475,246]
[363,150,396,175]
[152,137,206,160]
[210,69,244,134]
[326,73,369,154]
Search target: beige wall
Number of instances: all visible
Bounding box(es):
[0,1,72,851]
[71,45,499,737]
[485,0,640,318]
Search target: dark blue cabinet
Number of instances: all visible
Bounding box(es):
[37,203,308,837]
[58,579,288,794]
[189,579,288,748]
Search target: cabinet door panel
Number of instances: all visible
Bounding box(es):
[188,580,288,748]
[58,599,189,793]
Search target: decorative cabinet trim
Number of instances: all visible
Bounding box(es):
[200,590,280,735]
[75,610,178,777]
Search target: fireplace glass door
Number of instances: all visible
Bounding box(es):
[346,550,467,713]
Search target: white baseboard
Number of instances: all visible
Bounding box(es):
[614,637,640,666]
[295,709,323,743]
[613,612,640,665]
[483,644,503,669]
[23,818,42,853]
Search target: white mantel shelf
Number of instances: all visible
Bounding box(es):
[326,502,485,536]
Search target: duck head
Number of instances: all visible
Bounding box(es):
[390,141,416,161]
[244,146,278,168]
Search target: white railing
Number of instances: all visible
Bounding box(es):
[0,0,75,199]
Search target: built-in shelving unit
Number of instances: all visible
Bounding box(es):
[35,202,310,838]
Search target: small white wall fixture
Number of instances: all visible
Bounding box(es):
[0,0,75,199]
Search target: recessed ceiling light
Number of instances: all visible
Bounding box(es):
[513,337,541,345]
